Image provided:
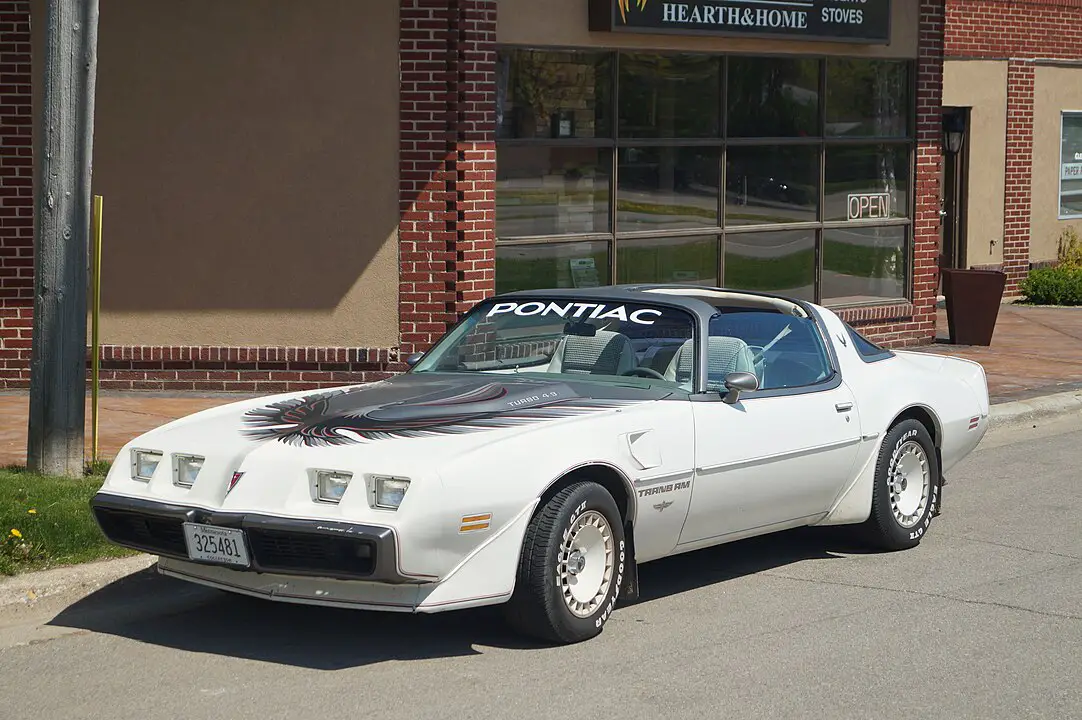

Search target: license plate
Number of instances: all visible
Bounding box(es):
[182,523,250,568]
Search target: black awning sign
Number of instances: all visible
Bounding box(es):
[589,0,892,44]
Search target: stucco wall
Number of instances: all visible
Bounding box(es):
[942,59,1007,269]
[498,0,918,58]
[33,0,401,348]
[1032,64,1082,264]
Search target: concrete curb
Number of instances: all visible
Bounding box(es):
[0,554,156,609]
[988,389,1082,429]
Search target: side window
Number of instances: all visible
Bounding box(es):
[708,309,833,391]
[845,323,895,362]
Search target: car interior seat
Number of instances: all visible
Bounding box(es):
[547,330,638,376]
[664,336,758,390]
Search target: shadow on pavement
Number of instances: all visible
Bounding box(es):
[47,525,866,669]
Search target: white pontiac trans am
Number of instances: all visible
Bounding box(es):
[91,285,990,644]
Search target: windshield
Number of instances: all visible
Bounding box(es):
[412,298,696,388]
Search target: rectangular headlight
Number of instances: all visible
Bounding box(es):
[373,476,410,510]
[131,449,162,482]
[172,454,204,488]
[315,470,352,504]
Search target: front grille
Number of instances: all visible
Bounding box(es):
[94,507,187,556]
[246,528,376,577]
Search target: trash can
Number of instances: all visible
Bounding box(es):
[941,268,1007,346]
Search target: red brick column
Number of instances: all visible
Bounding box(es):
[911,0,947,336]
[0,0,32,388]
[399,0,496,356]
[837,0,944,348]
[1002,59,1035,295]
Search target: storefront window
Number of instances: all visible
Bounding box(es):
[496,146,611,238]
[1061,113,1082,219]
[495,50,915,307]
[824,145,910,222]
[495,241,610,295]
[725,145,819,226]
[826,59,910,137]
[618,54,720,138]
[727,57,819,138]
[617,235,719,285]
[821,226,907,303]
[724,230,816,301]
[497,50,612,140]
[616,147,720,231]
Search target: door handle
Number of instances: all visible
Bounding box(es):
[835,402,853,412]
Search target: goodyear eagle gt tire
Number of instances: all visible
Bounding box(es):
[861,418,940,551]
[504,481,626,644]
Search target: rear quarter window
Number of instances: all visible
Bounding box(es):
[846,324,895,363]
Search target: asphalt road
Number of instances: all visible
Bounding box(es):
[1,415,1080,719]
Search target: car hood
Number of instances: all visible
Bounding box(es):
[106,373,674,507]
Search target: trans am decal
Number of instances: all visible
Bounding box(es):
[241,380,638,447]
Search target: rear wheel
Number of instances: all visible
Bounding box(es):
[861,418,940,551]
[503,482,626,644]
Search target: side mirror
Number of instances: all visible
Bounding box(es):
[405,352,424,368]
[721,371,759,404]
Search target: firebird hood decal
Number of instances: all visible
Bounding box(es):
[240,376,650,447]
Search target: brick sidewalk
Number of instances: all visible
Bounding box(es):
[1,304,1080,468]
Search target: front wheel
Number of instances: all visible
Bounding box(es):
[860,418,940,551]
[503,482,626,644]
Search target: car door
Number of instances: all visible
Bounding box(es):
[677,310,863,547]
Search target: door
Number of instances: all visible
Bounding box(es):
[677,309,863,546]
[679,386,862,545]
[941,107,971,282]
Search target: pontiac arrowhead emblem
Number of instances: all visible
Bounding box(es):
[653,500,673,512]
[227,471,244,495]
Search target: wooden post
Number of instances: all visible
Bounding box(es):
[27,0,100,477]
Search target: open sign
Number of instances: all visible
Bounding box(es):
[847,193,892,221]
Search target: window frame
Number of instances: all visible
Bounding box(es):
[494,48,918,309]
[1059,111,1082,221]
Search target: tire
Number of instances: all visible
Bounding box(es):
[860,418,941,551]
[503,481,626,644]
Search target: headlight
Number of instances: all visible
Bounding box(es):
[315,470,352,504]
[131,449,162,482]
[372,476,410,510]
[172,454,204,488]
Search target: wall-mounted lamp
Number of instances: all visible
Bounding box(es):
[942,109,966,155]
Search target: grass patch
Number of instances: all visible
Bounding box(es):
[0,466,133,576]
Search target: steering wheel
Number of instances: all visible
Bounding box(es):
[621,366,666,380]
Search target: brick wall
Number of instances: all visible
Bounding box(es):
[842,0,945,348]
[945,0,1082,295]
[0,0,32,387]
[399,0,496,357]
[0,0,498,391]
[1,0,945,390]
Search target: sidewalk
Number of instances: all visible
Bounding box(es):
[915,304,1082,403]
[1,303,1080,468]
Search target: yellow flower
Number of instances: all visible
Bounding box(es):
[27,509,37,515]
[9,529,22,539]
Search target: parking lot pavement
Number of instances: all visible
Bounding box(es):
[0,416,1079,720]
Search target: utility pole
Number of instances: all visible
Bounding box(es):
[27,0,100,477]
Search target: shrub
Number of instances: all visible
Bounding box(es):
[1019,265,1082,306]
[1059,226,1082,270]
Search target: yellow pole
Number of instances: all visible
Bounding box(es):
[91,195,103,465]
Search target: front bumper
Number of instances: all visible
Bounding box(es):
[90,492,412,583]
